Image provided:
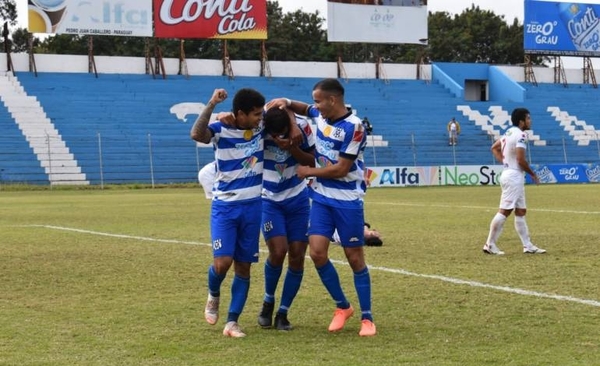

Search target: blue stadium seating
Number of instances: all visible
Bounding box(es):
[4,71,599,185]
[0,102,49,184]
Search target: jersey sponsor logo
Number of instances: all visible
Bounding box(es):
[275,163,287,180]
[242,156,258,170]
[235,137,261,156]
[266,144,289,162]
[317,156,333,168]
[316,139,337,162]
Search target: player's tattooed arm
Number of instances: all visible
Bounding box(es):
[191,88,227,144]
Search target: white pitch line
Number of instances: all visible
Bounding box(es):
[366,265,600,308]
[26,224,600,308]
[369,201,600,215]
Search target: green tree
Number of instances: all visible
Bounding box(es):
[28,2,546,66]
[0,0,17,26]
[425,5,544,65]
[10,27,38,53]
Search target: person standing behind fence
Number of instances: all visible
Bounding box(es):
[482,107,546,256]
[190,87,265,338]
[267,78,376,337]
[447,117,460,145]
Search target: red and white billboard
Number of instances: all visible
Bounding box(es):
[154,0,267,39]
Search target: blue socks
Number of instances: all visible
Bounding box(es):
[227,274,250,323]
[207,265,226,298]
[354,267,373,321]
[316,260,350,309]
[279,268,304,314]
[263,260,283,304]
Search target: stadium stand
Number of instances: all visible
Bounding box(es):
[1,66,598,185]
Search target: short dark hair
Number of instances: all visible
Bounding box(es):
[264,108,290,135]
[511,108,530,126]
[232,88,265,116]
[313,78,344,97]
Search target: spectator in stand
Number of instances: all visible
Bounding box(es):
[447,117,461,146]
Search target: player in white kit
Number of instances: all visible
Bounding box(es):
[483,108,546,255]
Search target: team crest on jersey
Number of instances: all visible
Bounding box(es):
[243,130,254,141]
[332,127,343,139]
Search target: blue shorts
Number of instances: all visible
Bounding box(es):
[308,200,365,247]
[262,192,310,243]
[211,199,262,262]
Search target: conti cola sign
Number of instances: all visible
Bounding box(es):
[524,0,600,56]
[154,0,267,39]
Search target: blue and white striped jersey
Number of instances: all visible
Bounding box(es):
[306,106,367,208]
[262,116,315,202]
[208,121,265,203]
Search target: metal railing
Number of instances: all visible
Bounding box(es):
[0,131,599,186]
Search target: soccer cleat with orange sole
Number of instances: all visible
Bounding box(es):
[328,305,354,332]
[359,319,377,337]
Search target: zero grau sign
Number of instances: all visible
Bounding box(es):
[524,0,600,56]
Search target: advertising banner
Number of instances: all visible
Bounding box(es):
[365,164,598,187]
[439,165,503,186]
[524,0,600,56]
[28,0,152,37]
[528,164,598,183]
[154,0,268,39]
[327,0,427,44]
[365,166,439,187]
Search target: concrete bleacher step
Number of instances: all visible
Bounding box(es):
[31,146,71,155]
[2,73,89,185]
[5,72,598,185]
